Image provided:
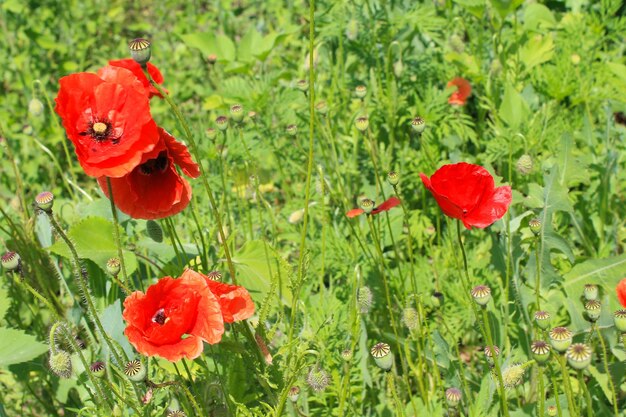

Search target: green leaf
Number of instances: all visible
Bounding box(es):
[0,328,48,367]
[556,133,590,187]
[230,240,292,306]
[499,84,530,129]
[180,32,236,62]
[100,300,134,358]
[490,0,523,19]
[0,286,10,322]
[48,217,137,276]
[519,34,554,71]
[523,3,556,32]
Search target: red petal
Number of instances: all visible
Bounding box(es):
[447,77,471,106]
[160,128,200,178]
[618,278,626,308]
[372,197,401,215]
[462,185,512,229]
[205,279,255,323]
[346,208,364,218]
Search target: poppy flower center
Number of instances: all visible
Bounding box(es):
[92,122,107,134]
[139,152,169,175]
[80,119,119,144]
[152,308,169,325]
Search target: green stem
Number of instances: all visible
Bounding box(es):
[595,326,618,417]
[556,354,577,416]
[535,235,541,311]
[550,364,564,417]
[538,366,545,417]
[387,373,405,417]
[106,177,129,288]
[578,371,592,417]
[481,307,509,417]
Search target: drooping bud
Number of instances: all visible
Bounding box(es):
[90,361,106,378]
[106,258,121,277]
[445,387,462,408]
[614,310,626,332]
[128,38,151,66]
[306,367,330,392]
[215,116,229,131]
[530,340,551,364]
[230,104,244,123]
[359,198,375,214]
[288,386,300,402]
[288,209,305,224]
[411,117,426,134]
[370,342,393,371]
[393,59,404,78]
[387,171,399,186]
[286,124,297,137]
[584,299,601,322]
[296,79,309,92]
[583,284,598,301]
[1,251,21,271]
[357,286,373,314]
[28,98,44,117]
[484,345,500,366]
[529,218,542,235]
[146,220,163,243]
[49,350,72,378]
[516,154,533,175]
[35,191,54,212]
[471,285,491,306]
[534,310,551,330]
[124,359,147,382]
[355,85,367,99]
[355,116,369,132]
[566,343,592,370]
[549,327,572,353]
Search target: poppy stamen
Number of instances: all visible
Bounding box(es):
[152,308,169,325]
[85,119,114,142]
[139,152,169,176]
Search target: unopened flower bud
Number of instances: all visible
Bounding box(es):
[346,19,359,41]
[306,367,330,392]
[402,307,419,331]
[566,343,592,370]
[502,363,527,389]
[28,98,44,117]
[549,327,572,353]
[411,117,426,134]
[534,310,551,330]
[584,299,601,322]
[124,359,146,382]
[35,191,54,212]
[393,59,404,78]
[90,361,106,378]
[370,342,393,371]
[530,340,551,364]
[547,405,557,416]
[1,251,21,271]
[387,171,399,186]
[215,116,229,131]
[288,209,305,224]
[128,38,151,66]
[357,286,373,313]
[206,128,217,141]
[49,350,72,378]
[359,198,375,214]
[614,310,626,332]
[516,154,533,175]
[315,101,328,115]
[230,104,244,122]
[529,218,542,235]
[355,85,367,99]
[146,220,163,243]
[355,116,369,132]
[207,54,218,64]
[106,258,121,277]
[471,285,491,306]
[445,387,462,408]
[583,284,598,301]
[286,124,297,137]
[431,291,444,308]
[448,34,465,53]
[570,54,581,66]
[296,79,308,92]
[288,386,300,402]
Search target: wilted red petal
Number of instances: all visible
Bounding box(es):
[346,208,364,218]
[108,59,166,98]
[205,278,255,323]
[618,278,626,308]
[372,197,401,214]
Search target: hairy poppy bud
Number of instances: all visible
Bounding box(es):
[516,154,533,175]
[28,98,44,117]
[341,349,353,361]
[402,307,419,331]
[49,350,72,378]
[286,124,297,137]
[35,191,54,212]
[306,367,330,392]
[128,38,151,66]
[357,286,373,313]
[315,101,328,115]
[296,79,308,92]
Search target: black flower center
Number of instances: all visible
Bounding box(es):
[152,308,168,325]
[139,152,169,175]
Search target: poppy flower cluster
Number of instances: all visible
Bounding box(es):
[420,162,512,229]
[123,269,255,362]
[55,58,197,219]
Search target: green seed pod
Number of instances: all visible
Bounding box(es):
[207,271,222,281]
[431,291,444,308]
[28,98,44,117]
[549,327,572,353]
[370,342,393,371]
[90,361,106,378]
[341,349,353,361]
[296,79,308,92]
[401,307,419,331]
[288,385,300,402]
[124,359,146,382]
[230,104,244,122]
[1,251,21,271]
[49,350,72,378]
[566,343,592,370]
[583,284,598,301]
[529,218,542,235]
[547,405,557,416]
[206,128,218,141]
[315,101,328,115]
[445,387,461,408]
[106,258,121,277]
[359,198,375,214]
[530,340,551,364]
[534,310,551,330]
[614,310,626,332]
[471,285,491,306]
[355,85,367,99]
[516,154,533,175]
[167,411,186,417]
[584,299,601,322]
[355,116,369,132]
[286,124,297,137]
[387,171,399,186]
[167,397,181,413]
[128,38,151,66]
[484,345,500,366]
[306,367,330,392]
[35,191,54,212]
[411,117,426,134]
[146,220,163,243]
[215,116,229,131]
[357,286,373,314]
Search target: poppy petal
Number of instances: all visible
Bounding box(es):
[617,278,626,308]
[206,279,256,323]
[462,185,512,229]
[346,208,364,218]
[372,197,401,214]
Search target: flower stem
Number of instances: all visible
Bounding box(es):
[538,365,545,417]
[549,364,564,417]
[556,354,577,415]
[106,177,129,288]
[535,235,542,311]
[578,370,593,417]
[595,325,618,417]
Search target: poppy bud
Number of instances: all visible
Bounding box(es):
[584,299,601,322]
[230,104,244,123]
[448,34,465,53]
[112,405,122,417]
[549,327,572,353]
[529,218,542,235]
[471,285,491,306]
[445,387,461,408]
[547,405,557,416]
[49,350,72,378]
[530,340,551,364]
[341,349,353,361]
[355,116,369,132]
[1,251,21,271]
[534,310,551,330]
[502,363,527,389]
[393,59,404,78]
[215,116,229,131]
[371,342,393,371]
[359,199,375,214]
[167,397,181,413]
[206,128,218,141]
[286,124,297,137]
[583,284,598,301]
[288,386,300,402]
[28,98,44,117]
[128,38,151,67]
[516,154,533,175]
[614,310,626,332]
[484,345,500,366]
[296,79,308,92]
[146,220,163,243]
[315,101,328,115]
[106,258,121,277]
[387,171,400,186]
[411,117,426,134]
[207,54,218,64]
[401,307,419,331]
[124,359,147,382]
[566,343,592,370]
[90,361,106,378]
[35,191,54,212]
[306,367,330,392]
[357,286,373,313]
[355,85,367,99]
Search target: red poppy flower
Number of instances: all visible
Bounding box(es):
[447,77,472,106]
[420,162,511,229]
[617,278,626,308]
[346,197,401,218]
[108,59,165,99]
[123,270,225,361]
[97,128,200,220]
[55,66,160,178]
